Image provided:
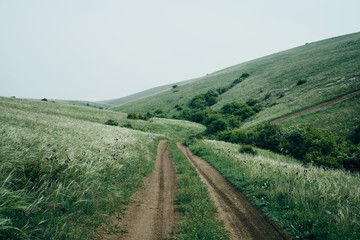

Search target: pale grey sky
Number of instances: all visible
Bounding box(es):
[1,0,359,101]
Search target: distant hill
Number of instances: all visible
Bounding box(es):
[112,32,360,137]
[53,99,113,109]
[99,78,195,106]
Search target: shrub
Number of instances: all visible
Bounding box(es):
[127,113,138,119]
[216,87,229,95]
[352,124,360,144]
[172,85,178,89]
[105,119,118,126]
[251,123,281,151]
[221,102,255,120]
[239,145,257,155]
[154,109,163,115]
[207,96,218,106]
[189,95,207,109]
[206,119,228,134]
[246,98,259,106]
[264,93,271,100]
[240,73,250,79]
[121,123,133,129]
[41,98,48,101]
[297,79,307,85]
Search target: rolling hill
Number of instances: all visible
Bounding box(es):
[111,32,360,136]
[99,78,194,106]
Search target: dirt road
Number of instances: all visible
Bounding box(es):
[104,140,180,240]
[270,89,360,124]
[177,143,286,240]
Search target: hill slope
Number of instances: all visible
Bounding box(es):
[99,78,194,106]
[112,32,360,134]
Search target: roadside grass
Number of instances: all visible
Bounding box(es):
[168,142,229,240]
[189,139,360,240]
[0,97,163,239]
[277,94,360,138]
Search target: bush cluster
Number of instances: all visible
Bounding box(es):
[218,124,360,171]
[188,73,250,110]
[182,100,260,134]
[127,112,152,121]
[104,119,118,126]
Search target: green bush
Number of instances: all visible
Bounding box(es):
[221,102,255,120]
[206,119,228,134]
[297,79,307,85]
[245,98,259,106]
[121,123,133,129]
[239,145,257,155]
[104,119,118,126]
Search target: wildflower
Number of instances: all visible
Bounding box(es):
[31,211,36,216]
[284,165,287,168]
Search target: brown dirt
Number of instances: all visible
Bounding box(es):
[270,89,360,124]
[177,143,286,240]
[102,140,181,240]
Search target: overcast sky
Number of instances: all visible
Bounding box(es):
[1,0,359,101]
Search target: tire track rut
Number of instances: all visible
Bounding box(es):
[104,140,180,240]
[177,143,286,240]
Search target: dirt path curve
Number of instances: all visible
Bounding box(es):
[177,143,286,240]
[104,140,180,240]
[270,89,360,124]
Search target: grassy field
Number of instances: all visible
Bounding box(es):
[277,94,360,137]
[0,96,204,239]
[112,32,360,135]
[189,139,360,240]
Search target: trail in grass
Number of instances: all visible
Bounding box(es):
[177,143,286,240]
[270,89,360,124]
[103,140,180,240]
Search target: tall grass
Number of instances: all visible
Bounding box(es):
[0,97,162,239]
[168,142,229,240]
[189,140,360,240]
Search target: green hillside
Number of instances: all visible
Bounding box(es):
[112,32,360,135]
[99,78,194,106]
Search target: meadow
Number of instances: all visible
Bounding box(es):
[189,139,360,239]
[0,97,204,239]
